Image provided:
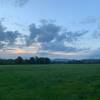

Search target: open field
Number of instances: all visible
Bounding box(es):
[0,64,100,100]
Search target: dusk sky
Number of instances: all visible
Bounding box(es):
[0,0,100,59]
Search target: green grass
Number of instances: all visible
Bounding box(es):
[0,64,100,100]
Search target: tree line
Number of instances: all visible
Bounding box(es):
[0,57,100,65]
[0,56,51,65]
[53,59,100,64]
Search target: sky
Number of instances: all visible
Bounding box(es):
[0,0,100,59]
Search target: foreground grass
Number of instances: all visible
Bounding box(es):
[0,64,100,100]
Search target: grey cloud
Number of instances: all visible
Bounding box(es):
[0,22,20,48]
[93,31,100,38]
[15,0,30,7]
[26,20,88,52]
[27,20,87,44]
[65,30,88,42]
[38,21,61,43]
[42,42,78,52]
[42,40,89,53]
[27,20,61,45]
[42,41,66,52]
[5,31,20,45]
[92,24,100,38]
[0,0,30,7]
[80,16,98,24]
[27,23,40,44]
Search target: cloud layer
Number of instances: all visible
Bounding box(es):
[0,19,99,59]
[26,20,88,53]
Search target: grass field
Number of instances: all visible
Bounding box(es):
[0,64,100,100]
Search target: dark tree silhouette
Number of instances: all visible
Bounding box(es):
[0,56,99,65]
[29,57,35,64]
[15,56,24,64]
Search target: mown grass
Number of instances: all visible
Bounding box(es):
[0,64,100,100]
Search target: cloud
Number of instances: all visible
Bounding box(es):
[80,16,98,24]
[0,42,41,59]
[26,20,88,53]
[27,20,61,45]
[0,21,20,48]
[0,0,30,7]
[14,0,30,7]
[36,48,89,59]
[0,18,88,53]
[65,30,88,42]
[79,16,100,39]
[48,51,87,57]
[92,24,100,38]
[0,19,94,58]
